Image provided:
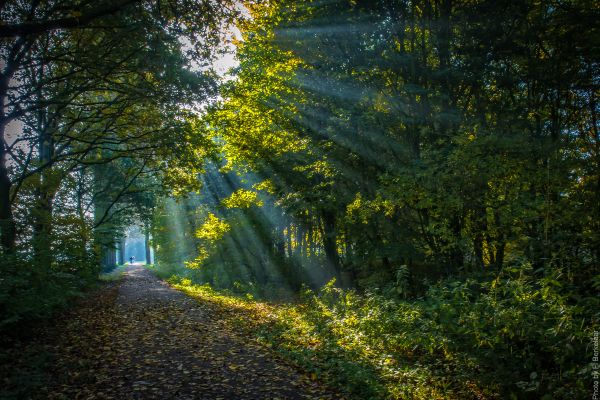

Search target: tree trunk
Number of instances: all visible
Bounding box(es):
[321,210,341,280]
[101,244,117,270]
[273,220,285,257]
[145,229,152,264]
[32,117,58,270]
[32,179,55,270]
[0,115,15,252]
[0,158,14,251]
[118,237,126,265]
[286,223,293,258]
[495,241,506,270]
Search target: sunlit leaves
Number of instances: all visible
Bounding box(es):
[196,213,230,242]
[222,189,263,209]
[252,179,276,194]
[167,269,593,399]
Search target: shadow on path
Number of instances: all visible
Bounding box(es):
[40,265,340,399]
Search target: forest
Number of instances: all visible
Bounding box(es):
[0,0,598,399]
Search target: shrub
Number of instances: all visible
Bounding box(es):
[168,269,597,399]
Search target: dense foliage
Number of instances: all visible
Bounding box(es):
[208,0,599,289]
[150,0,599,398]
[0,0,236,329]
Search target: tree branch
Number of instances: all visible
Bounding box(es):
[0,0,141,38]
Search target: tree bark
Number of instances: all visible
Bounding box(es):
[0,0,140,38]
[32,108,58,270]
[0,62,15,252]
[101,244,116,270]
[0,137,14,252]
[145,229,152,264]
[321,210,341,280]
[118,237,126,265]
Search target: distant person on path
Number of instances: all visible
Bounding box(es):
[129,256,135,264]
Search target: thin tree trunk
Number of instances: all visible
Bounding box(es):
[145,229,151,264]
[119,237,126,265]
[0,100,15,252]
[274,220,285,256]
[321,210,341,280]
[0,140,14,252]
[32,110,58,270]
[286,223,293,258]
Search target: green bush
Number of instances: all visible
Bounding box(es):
[0,255,99,334]
[301,271,596,398]
[170,268,597,399]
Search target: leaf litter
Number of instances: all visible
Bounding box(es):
[33,265,341,399]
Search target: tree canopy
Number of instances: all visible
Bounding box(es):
[0,0,236,326]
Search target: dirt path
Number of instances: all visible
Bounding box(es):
[40,265,339,399]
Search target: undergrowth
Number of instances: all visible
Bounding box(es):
[0,256,101,334]
[161,265,597,399]
[0,259,123,399]
[98,264,128,282]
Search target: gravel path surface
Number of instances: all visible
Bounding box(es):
[40,264,339,400]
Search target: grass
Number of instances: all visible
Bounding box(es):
[98,264,128,282]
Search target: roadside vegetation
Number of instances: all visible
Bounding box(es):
[160,266,595,399]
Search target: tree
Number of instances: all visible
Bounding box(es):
[189,0,598,292]
[0,0,237,328]
[0,0,236,253]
